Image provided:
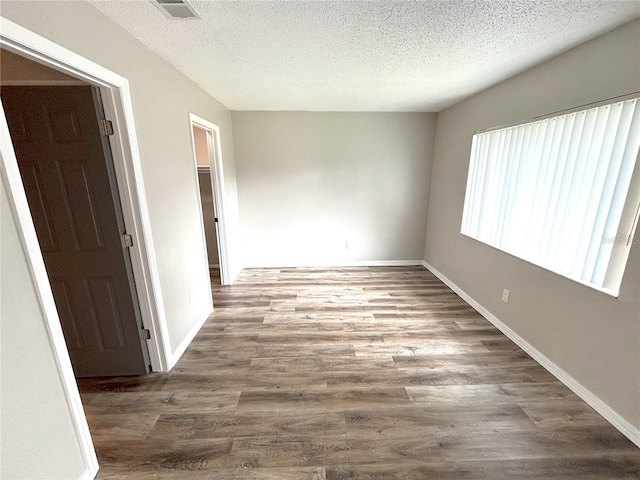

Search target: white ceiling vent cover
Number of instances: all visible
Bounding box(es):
[152,0,201,20]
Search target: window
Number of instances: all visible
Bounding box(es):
[461,96,640,296]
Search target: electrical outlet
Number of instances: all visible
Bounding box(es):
[502,289,510,303]
[346,240,353,250]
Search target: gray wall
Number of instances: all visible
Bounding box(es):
[233,112,436,266]
[1,1,241,477]
[425,19,640,430]
[1,0,242,354]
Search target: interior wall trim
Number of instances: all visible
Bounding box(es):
[422,260,640,449]
[79,469,97,480]
[241,260,425,269]
[168,306,212,369]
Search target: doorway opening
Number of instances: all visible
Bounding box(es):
[193,125,221,285]
[189,114,232,286]
[0,28,171,374]
[1,50,152,377]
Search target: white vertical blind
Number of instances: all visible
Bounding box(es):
[461,97,640,296]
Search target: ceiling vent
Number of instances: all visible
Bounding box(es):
[152,0,201,20]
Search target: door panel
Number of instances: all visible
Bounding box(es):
[43,106,82,142]
[55,157,106,250]
[2,86,149,377]
[50,278,85,350]
[20,163,60,252]
[86,276,126,349]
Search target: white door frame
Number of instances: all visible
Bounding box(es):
[1,16,173,477]
[189,113,233,285]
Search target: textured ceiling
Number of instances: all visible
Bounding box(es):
[88,0,640,112]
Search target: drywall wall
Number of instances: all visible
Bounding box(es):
[0,47,81,83]
[0,3,240,476]
[1,1,242,358]
[1,165,88,479]
[233,112,435,266]
[425,19,640,433]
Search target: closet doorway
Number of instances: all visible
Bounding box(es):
[189,114,230,285]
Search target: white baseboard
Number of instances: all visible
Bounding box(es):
[242,260,425,268]
[80,466,98,480]
[422,260,640,448]
[79,463,100,480]
[167,305,212,370]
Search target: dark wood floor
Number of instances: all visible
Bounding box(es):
[78,266,640,479]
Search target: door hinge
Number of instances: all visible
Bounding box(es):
[100,119,115,136]
[142,328,151,340]
[122,233,134,248]
[214,217,219,223]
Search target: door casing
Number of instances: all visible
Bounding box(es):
[189,113,232,285]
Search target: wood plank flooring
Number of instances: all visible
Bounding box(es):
[78,266,640,479]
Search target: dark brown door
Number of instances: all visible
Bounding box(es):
[2,86,150,377]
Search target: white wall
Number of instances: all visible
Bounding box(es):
[1,163,88,479]
[1,0,242,355]
[425,19,640,435]
[233,112,436,267]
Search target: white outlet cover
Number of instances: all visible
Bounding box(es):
[502,289,510,303]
